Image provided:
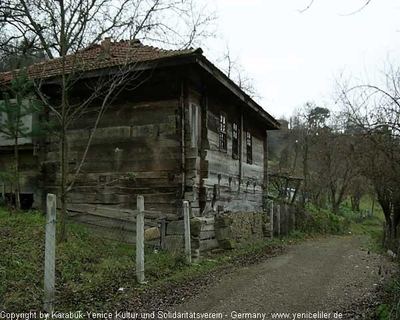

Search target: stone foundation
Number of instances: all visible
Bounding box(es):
[214,212,268,247]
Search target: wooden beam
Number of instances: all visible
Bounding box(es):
[195,56,280,130]
[263,130,269,207]
[199,85,209,213]
[180,78,188,199]
[239,109,244,191]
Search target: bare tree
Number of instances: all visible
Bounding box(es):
[289,102,359,213]
[216,45,260,99]
[316,128,357,214]
[347,175,370,212]
[298,0,372,15]
[337,64,400,247]
[292,102,330,207]
[0,0,216,242]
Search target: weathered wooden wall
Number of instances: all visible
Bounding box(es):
[183,83,203,217]
[43,73,185,216]
[188,85,266,214]
[0,148,42,209]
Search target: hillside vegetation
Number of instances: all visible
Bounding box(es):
[0,201,385,312]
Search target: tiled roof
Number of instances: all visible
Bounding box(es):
[0,39,202,85]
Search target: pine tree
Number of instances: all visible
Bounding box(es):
[0,71,42,209]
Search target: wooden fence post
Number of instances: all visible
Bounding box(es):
[44,193,56,312]
[183,201,192,264]
[160,220,166,251]
[136,195,145,284]
[289,205,295,231]
[277,204,281,237]
[270,200,274,239]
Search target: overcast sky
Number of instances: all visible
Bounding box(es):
[203,0,400,119]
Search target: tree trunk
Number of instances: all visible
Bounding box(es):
[301,135,309,207]
[330,185,339,215]
[58,0,68,243]
[332,202,340,215]
[14,136,20,209]
[350,196,360,212]
[371,198,375,215]
[393,200,400,240]
[378,197,392,248]
[59,128,67,243]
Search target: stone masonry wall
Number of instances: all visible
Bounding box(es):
[214,212,269,249]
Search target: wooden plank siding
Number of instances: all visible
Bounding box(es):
[0,148,43,208]
[43,95,184,214]
[191,88,267,213]
[183,85,203,216]
[8,64,272,219]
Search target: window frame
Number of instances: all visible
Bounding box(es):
[219,112,227,152]
[232,122,239,159]
[189,103,199,148]
[246,131,252,164]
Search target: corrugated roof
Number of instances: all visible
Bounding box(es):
[0,38,202,85]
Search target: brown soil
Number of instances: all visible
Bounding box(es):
[172,236,396,319]
[122,236,396,319]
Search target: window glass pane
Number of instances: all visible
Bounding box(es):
[246,131,252,164]
[232,122,238,159]
[219,114,227,151]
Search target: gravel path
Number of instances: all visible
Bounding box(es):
[167,236,395,319]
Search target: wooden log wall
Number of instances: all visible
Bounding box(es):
[190,88,266,214]
[0,148,42,208]
[36,66,271,251]
[184,85,203,217]
[43,77,184,215]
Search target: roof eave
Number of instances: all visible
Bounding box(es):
[0,50,202,87]
[194,56,280,130]
[0,49,281,131]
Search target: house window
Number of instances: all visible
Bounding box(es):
[246,131,252,164]
[219,113,227,151]
[232,122,239,159]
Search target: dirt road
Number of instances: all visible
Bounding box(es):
[170,236,395,319]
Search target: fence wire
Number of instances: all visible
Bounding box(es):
[0,196,173,313]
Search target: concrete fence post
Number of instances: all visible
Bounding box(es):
[277,204,281,237]
[44,193,57,312]
[270,200,274,239]
[136,195,145,284]
[183,201,192,264]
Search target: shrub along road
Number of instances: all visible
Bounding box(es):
[169,236,395,319]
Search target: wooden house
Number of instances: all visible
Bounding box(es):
[0,39,279,245]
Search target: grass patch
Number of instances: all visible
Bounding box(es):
[374,276,400,320]
[295,204,349,235]
[343,203,385,253]
[284,230,309,240]
[349,214,384,235]
[0,207,288,312]
[0,208,193,311]
[1,200,388,312]
[294,199,386,254]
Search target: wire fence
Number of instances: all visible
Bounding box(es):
[0,194,191,313]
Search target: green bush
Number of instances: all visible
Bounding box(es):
[376,304,390,320]
[295,206,349,235]
[374,277,400,320]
